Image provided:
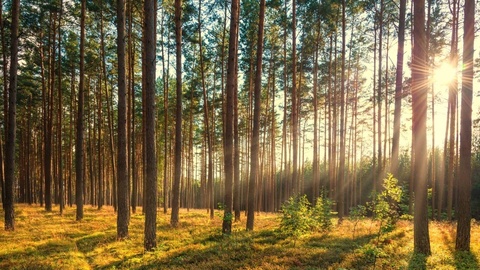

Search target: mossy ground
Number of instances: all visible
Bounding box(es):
[1,204,479,269]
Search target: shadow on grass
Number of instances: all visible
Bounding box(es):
[408,252,427,270]
[454,250,479,269]
[305,233,377,269]
[76,231,117,253]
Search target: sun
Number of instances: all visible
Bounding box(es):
[432,62,457,87]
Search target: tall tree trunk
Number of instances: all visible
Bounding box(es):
[376,0,383,186]
[76,0,86,222]
[197,0,214,220]
[337,0,346,220]
[446,0,459,221]
[45,10,56,212]
[0,0,7,209]
[455,0,474,251]
[57,1,64,214]
[246,0,265,231]
[143,0,158,251]
[223,0,239,234]
[291,0,298,195]
[171,0,182,228]
[117,0,129,239]
[391,0,406,176]
[4,0,19,231]
[412,0,431,255]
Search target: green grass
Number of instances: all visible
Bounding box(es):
[1,205,480,269]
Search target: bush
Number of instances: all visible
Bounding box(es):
[280,195,312,240]
[312,193,334,232]
[368,173,402,233]
[349,205,367,239]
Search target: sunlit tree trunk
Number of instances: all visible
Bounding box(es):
[455,0,474,251]
[412,0,431,255]
[446,0,459,221]
[391,0,406,177]
[246,0,265,230]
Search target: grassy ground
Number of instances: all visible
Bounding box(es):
[1,205,480,269]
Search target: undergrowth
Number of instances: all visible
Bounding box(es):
[0,204,479,269]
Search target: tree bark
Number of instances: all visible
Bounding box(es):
[76,0,86,222]
[223,0,239,234]
[412,0,431,255]
[4,0,19,231]
[455,0,474,252]
[246,0,265,231]
[144,0,158,251]
[391,0,406,177]
[170,0,182,228]
[117,0,129,240]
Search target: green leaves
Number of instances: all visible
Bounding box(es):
[280,194,334,242]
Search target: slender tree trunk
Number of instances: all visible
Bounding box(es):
[446,0,459,221]
[223,0,239,234]
[171,0,182,228]
[4,0,19,231]
[291,0,298,195]
[144,0,158,251]
[57,1,64,214]
[337,0,346,220]
[246,0,265,231]
[455,0,474,251]
[76,0,86,221]
[391,0,406,176]
[412,0,431,255]
[0,0,7,209]
[376,0,383,186]
[117,0,129,239]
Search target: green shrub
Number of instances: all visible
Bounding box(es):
[369,173,402,233]
[280,195,312,241]
[349,205,367,239]
[312,193,334,232]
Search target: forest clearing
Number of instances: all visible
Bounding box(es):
[1,204,480,269]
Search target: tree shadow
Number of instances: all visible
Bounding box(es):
[408,252,427,270]
[76,231,117,253]
[454,250,479,269]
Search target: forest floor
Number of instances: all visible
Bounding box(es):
[1,205,480,269]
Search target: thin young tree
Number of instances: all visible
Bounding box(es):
[117,0,129,240]
[76,0,86,222]
[246,0,265,231]
[412,0,431,255]
[455,0,474,252]
[4,0,20,231]
[143,0,158,251]
[171,0,182,228]
[223,0,239,234]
